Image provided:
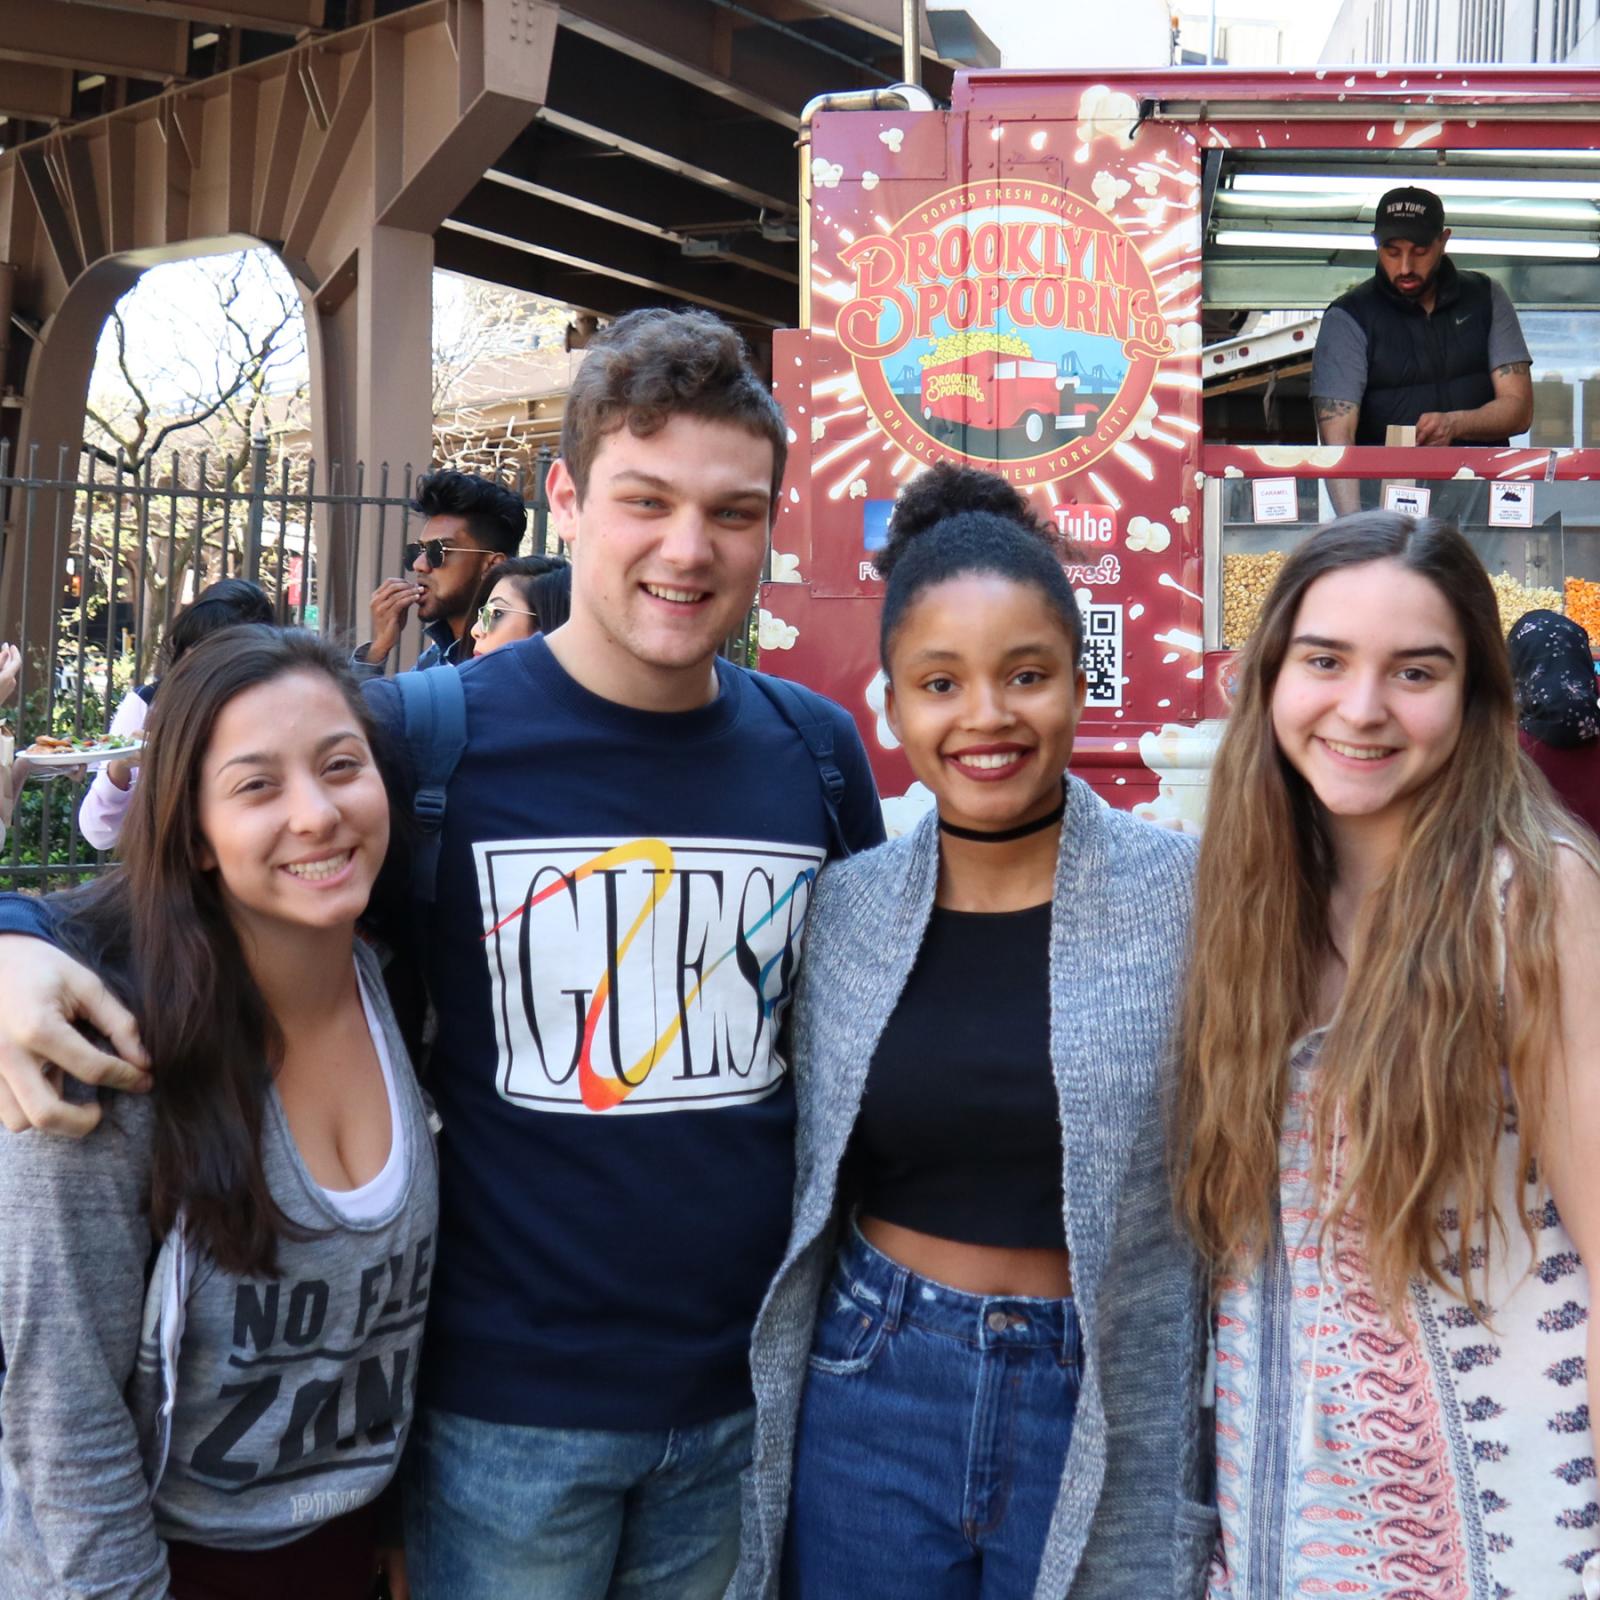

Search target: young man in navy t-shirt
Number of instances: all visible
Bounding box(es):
[0,309,884,1598]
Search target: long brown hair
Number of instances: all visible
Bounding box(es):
[63,627,394,1276]
[1175,513,1591,1313]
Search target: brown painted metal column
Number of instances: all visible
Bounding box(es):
[0,260,142,664]
[306,225,436,641]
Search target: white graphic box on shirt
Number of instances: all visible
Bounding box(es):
[476,835,825,1115]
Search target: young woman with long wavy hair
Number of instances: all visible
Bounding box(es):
[1175,512,1600,1599]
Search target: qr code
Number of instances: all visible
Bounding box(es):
[1082,604,1123,709]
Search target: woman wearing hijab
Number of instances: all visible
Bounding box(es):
[1508,608,1600,836]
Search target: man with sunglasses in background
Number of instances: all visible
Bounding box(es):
[352,469,528,676]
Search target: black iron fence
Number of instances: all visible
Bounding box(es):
[0,442,557,892]
[0,441,760,893]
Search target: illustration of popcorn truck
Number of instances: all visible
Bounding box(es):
[917,333,1095,447]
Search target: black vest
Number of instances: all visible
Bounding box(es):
[1330,257,1503,445]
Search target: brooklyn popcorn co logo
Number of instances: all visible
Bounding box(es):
[834,180,1174,478]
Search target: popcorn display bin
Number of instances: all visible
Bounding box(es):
[1203,446,1600,653]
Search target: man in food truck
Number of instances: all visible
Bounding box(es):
[1310,186,1534,515]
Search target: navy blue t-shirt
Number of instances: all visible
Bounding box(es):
[364,637,883,1429]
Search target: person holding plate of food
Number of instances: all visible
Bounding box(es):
[0,642,31,853]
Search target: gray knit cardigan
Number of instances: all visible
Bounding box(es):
[728,777,1217,1600]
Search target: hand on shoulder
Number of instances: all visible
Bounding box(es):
[0,935,150,1136]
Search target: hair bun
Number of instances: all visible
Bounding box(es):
[878,462,1053,578]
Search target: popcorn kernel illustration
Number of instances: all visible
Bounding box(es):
[811,416,826,443]
[861,171,881,191]
[1125,516,1171,554]
[1129,393,1160,441]
[1076,85,1141,150]
[847,478,868,500]
[881,782,935,839]
[1254,445,1347,469]
[1092,170,1132,209]
[811,157,843,190]
[864,670,901,751]
[878,127,905,153]
[769,551,803,584]
[757,609,799,651]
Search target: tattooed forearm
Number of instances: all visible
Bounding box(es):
[1493,361,1532,377]
[1313,397,1359,419]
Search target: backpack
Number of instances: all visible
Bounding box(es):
[394,666,469,911]
[395,663,853,908]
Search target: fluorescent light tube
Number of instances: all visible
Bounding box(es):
[1216,192,1600,224]
[1212,228,1600,258]
[1230,173,1600,201]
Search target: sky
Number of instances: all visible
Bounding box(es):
[89,254,496,422]
[939,0,1348,67]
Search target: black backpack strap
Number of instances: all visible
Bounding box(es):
[746,669,852,859]
[395,666,468,906]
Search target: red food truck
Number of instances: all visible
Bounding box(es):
[761,67,1600,834]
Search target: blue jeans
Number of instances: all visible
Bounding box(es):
[783,1223,1081,1600]
[403,1404,753,1600]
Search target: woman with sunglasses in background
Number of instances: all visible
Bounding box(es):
[470,555,571,656]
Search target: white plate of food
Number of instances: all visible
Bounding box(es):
[21,735,144,768]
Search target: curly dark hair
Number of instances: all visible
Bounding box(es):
[877,463,1083,670]
[413,469,528,555]
[560,308,786,512]
[882,462,1054,549]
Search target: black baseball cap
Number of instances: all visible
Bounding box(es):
[1374,186,1445,245]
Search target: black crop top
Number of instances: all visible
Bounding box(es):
[849,901,1065,1251]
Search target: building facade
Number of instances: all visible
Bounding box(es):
[1322,0,1600,64]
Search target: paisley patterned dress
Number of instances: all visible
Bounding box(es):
[1209,1028,1598,1600]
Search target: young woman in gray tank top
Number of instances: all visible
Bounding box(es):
[730,466,1214,1600]
[0,628,437,1600]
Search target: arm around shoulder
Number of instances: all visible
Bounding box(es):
[0,915,151,1134]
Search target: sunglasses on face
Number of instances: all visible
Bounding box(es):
[404,539,491,570]
[477,602,539,634]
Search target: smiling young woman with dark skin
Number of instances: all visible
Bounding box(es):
[729,465,1213,1600]
[863,564,1084,1301]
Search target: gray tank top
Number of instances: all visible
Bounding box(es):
[143,955,439,1550]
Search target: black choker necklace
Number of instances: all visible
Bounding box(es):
[938,784,1066,843]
